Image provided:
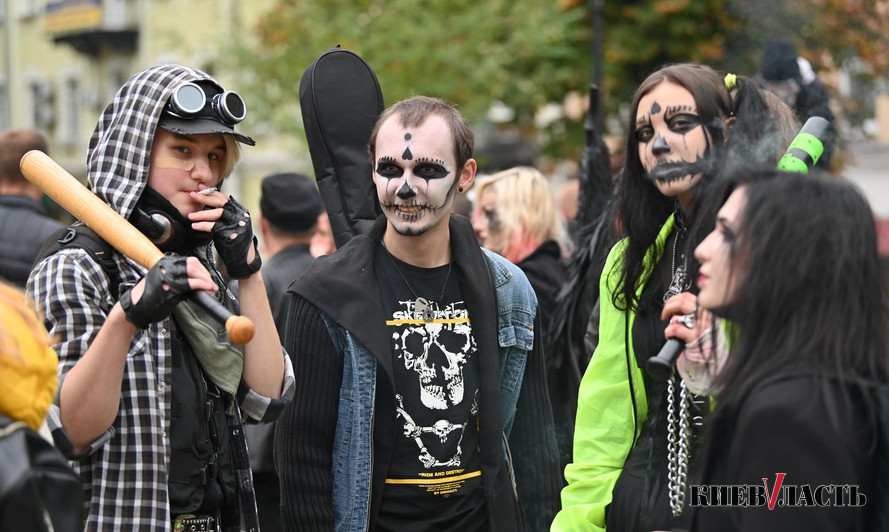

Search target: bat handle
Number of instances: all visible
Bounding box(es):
[646,338,684,381]
[188,290,255,345]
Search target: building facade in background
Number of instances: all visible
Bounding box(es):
[0,0,307,212]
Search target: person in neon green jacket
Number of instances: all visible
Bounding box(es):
[553,63,798,531]
[556,217,673,531]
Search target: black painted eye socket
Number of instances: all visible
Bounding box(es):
[415,164,449,180]
[376,163,404,178]
[668,113,701,133]
[635,126,654,143]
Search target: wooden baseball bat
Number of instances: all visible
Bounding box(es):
[20,150,255,345]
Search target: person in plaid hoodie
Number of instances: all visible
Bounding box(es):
[27,64,294,531]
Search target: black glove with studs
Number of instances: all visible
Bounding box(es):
[120,256,191,328]
[212,196,261,279]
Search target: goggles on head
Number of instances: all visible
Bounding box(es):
[165,81,247,125]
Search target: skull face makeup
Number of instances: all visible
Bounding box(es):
[635,81,713,206]
[373,115,462,237]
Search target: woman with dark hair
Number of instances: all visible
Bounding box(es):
[554,64,796,531]
[686,173,887,530]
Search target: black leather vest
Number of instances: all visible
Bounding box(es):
[167,319,238,515]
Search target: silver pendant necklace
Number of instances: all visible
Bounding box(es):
[663,234,689,302]
[382,243,452,323]
[663,212,690,303]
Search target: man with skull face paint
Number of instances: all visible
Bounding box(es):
[554,64,798,531]
[275,96,561,530]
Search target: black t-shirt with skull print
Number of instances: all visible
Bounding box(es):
[373,244,487,531]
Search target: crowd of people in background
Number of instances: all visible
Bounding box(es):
[0,35,885,532]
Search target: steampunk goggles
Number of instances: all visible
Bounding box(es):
[165,81,247,126]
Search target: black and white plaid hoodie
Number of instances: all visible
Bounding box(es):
[27,64,294,531]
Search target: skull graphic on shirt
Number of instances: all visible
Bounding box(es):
[393,318,476,410]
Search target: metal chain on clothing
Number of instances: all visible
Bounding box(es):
[667,373,691,517]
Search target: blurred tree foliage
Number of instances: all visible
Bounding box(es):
[234,0,887,161]
[727,0,889,73]
[237,0,586,151]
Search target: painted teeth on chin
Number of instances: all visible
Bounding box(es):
[650,168,693,183]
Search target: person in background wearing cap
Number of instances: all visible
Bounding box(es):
[246,171,322,532]
[27,64,294,531]
[0,129,64,287]
[756,38,835,169]
[257,172,324,328]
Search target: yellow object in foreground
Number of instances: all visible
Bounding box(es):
[0,282,59,431]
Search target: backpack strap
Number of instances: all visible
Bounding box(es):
[34,222,119,299]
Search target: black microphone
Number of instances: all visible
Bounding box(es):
[646,338,683,380]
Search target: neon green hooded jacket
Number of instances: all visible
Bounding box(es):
[552,215,674,531]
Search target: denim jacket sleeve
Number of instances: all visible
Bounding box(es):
[483,249,562,528]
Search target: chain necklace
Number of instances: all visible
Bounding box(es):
[382,243,452,322]
[665,203,695,516]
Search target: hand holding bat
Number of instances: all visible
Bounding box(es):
[19,150,255,345]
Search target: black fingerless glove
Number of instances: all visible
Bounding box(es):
[212,196,261,279]
[120,256,191,329]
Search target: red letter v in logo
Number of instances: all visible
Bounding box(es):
[762,473,787,510]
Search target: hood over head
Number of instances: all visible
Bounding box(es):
[87,64,250,220]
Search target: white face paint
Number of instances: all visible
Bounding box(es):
[635,81,712,206]
[373,115,460,237]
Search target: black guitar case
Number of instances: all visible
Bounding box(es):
[299,47,384,248]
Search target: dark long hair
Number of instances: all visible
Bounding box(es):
[612,63,798,312]
[715,174,889,417]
